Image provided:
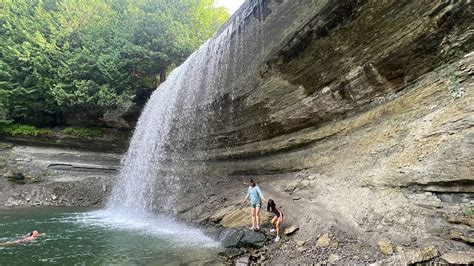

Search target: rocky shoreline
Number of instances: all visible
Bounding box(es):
[0,141,472,264]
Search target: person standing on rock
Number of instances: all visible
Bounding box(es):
[242,179,267,231]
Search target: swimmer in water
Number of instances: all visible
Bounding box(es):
[0,231,44,246]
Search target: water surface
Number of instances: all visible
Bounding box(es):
[0,208,221,265]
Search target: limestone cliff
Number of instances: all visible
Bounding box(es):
[161,0,473,260]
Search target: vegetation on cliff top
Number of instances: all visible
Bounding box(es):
[0,122,109,139]
[0,0,228,127]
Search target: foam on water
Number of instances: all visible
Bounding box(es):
[68,210,219,248]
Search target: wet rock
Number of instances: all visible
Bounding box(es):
[5,171,26,183]
[219,228,266,249]
[378,239,393,255]
[317,233,331,248]
[284,225,299,235]
[210,206,236,223]
[441,251,474,264]
[218,248,243,259]
[240,229,266,248]
[219,229,244,248]
[51,195,57,201]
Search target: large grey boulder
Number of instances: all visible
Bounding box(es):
[219,228,267,248]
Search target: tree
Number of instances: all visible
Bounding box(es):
[0,0,229,126]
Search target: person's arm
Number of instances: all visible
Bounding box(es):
[242,188,249,204]
[257,186,268,203]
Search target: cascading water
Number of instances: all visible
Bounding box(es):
[93,0,269,247]
[106,29,234,215]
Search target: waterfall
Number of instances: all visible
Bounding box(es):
[106,25,237,215]
[106,0,268,217]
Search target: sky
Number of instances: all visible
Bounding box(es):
[215,0,245,14]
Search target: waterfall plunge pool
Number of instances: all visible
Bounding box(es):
[0,208,222,265]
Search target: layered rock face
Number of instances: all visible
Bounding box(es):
[188,0,473,176]
[164,0,473,255]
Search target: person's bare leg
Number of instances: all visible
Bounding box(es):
[250,207,256,229]
[276,219,281,237]
[270,216,277,232]
[256,206,261,229]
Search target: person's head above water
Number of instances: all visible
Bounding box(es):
[249,179,256,187]
[28,231,39,237]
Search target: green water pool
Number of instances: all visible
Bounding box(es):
[0,208,222,265]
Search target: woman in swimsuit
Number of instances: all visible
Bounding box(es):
[242,179,268,230]
[267,199,283,242]
[0,231,43,246]
[15,231,41,243]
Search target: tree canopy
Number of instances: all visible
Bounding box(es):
[0,0,228,126]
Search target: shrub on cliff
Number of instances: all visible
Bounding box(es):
[0,123,52,136]
[62,127,104,138]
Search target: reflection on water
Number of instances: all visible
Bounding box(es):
[0,208,222,265]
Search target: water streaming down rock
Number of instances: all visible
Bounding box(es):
[106,14,248,214]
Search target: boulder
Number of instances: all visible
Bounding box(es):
[296,240,306,246]
[5,171,26,184]
[378,239,394,255]
[235,256,250,266]
[317,233,331,248]
[441,251,474,264]
[284,225,299,235]
[240,230,266,248]
[219,229,244,248]
[328,254,341,264]
[218,228,266,248]
[372,246,439,265]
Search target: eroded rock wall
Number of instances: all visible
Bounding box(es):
[163,0,473,255]
[168,0,473,191]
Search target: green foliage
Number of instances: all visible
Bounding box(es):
[62,126,104,138]
[466,206,474,218]
[0,0,229,126]
[447,69,465,99]
[0,123,52,136]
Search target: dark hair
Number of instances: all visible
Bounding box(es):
[267,199,276,212]
[28,232,33,236]
[250,179,256,187]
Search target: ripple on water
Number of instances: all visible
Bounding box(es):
[0,208,221,265]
